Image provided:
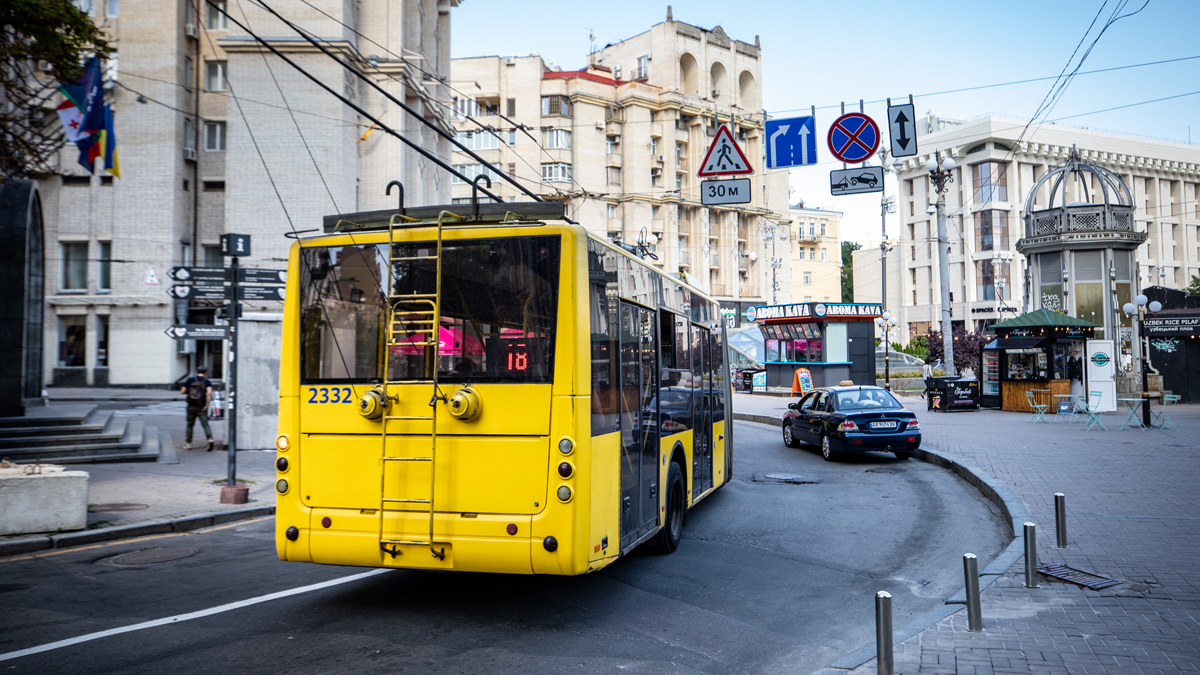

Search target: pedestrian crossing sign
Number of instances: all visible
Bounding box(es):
[698,124,754,177]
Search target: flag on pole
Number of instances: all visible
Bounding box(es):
[59,57,105,138]
[57,58,119,177]
[83,104,121,178]
[55,100,88,143]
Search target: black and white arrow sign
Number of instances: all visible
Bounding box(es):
[888,102,918,158]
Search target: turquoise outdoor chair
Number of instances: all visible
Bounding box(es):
[1082,390,1108,432]
[1155,394,1180,430]
[1026,390,1049,424]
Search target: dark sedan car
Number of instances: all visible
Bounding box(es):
[781,386,920,461]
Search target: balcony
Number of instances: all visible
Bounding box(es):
[675,157,688,173]
[605,121,622,136]
[710,283,728,296]
[1018,203,1145,255]
[710,254,720,268]
[651,218,664,233]
[738,256,749,273]
[650,122,663,138]
[678,250,691,267]
[606,153,622,167]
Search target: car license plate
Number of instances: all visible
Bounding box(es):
[869,421,898,430]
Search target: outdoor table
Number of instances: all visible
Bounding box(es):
[1117,397,1148,431]
[1053,394,1081,424]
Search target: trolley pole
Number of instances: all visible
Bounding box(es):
[926,152,957,377]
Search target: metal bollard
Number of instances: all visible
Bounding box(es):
[1055,493,1068,548]
[876,591,894,675]
[964,553,983,631]
[1024,522,1039,588]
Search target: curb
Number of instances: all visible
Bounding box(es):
[0,505,275,557]
[729,413,1028,674]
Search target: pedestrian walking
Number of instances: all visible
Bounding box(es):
[922,358,935,410]
[181,366,214,451]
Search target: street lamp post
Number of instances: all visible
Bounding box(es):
[926,152,957,377]
[875,311,899,390]
[762,222,788,304]
[1123,294,1162,428]
[878,150,902,311]
[991,250,1014,326]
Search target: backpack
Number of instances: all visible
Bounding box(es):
[186,378,207,405]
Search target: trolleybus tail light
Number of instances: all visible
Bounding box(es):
[285,526,299,541]
[906,419,920,430]
[276,457,289,472]
[276,435,290,451]
[556,485,572,502]
[506,523,518,536]
[557,462,573,479]
[543,536,558,552]
[838,420,857,432]
[558,437,574,455]
[321,517,331,528]
[276,479,289,494]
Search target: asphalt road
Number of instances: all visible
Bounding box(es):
[0,421,1007,674]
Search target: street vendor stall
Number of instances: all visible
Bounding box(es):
[749,302,881,391]
[982,309,1097,412]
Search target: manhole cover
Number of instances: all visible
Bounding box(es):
[88,503,150,512]
[865,467,907,474]
[764,473,810,483]
[1037,564,1121,590]
[102,547,200,566]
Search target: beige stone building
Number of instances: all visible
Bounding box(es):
[788,205,842,305]
[448,13,790,324]
[853,114,1200,346]
[39,0,455,388]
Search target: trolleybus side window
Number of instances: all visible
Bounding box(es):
[299,236,561,384]
[588,241,619,435]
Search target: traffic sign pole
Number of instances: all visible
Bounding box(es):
[227,256,238,488]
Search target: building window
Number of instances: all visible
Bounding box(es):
[97,242,111,291]
[974,210,1009,251]
[820,221,827,236]
[651,169,661,187]
[506,98,515,116]
[809,248,816,261]
[204,121,226,151]
[675,173,683,191]
[203,181,225,191]
[976,260,1011,301]
[206,1,227,29]
[205,61,227,92]
[676,142,685,162]
[456,130,501,151]
[60,242,87,290]
[650,137,658,156]
[821,247,827,261]
[652,205,660,220]
[203,245,223,268]
[508,130,516,146]
[636,55,650,79]
[607,204,617,219]
[605,105,624,122]
[541,128,572,150]
[451,163,500,184]
[58,316,86,367]
[96,315,109,367]
[606,135,620,154]
[972,161,1008,203]
[803,272,812,285]
[541,95,572,117]
[607,166,621,186]
[184,57,193,90]
[541,162,572,183]
[507,163,516,178]
[451,197,472,205]
[106,0,118,16]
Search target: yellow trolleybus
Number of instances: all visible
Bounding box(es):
[274,200,731,575]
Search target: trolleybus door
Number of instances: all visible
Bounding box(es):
[692,325,713,494]
[618,302,659,550]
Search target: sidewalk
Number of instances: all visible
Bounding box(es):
[734,391,1200,674]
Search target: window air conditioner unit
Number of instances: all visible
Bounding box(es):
[657,155,665,162]
[711,88,720,99]
[613,66,621,79]
[184,148,198,162]
[595,121,604,130]
[185,23,198,38]
[651,168,662,177]
[505,57,516,66]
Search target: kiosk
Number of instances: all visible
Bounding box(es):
[749,302,881,392]
[981,309,1097,412]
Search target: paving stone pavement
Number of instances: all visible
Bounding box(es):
[732,393,1200,675]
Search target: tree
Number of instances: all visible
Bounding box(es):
[925,326,987,375]
[1189,274,1200,297]
[0,0,111,181]
[840,241,861,302]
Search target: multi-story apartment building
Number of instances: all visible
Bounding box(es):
[788,205,842,305]
[854,114,1200,343]
[448,13,790,325]
[39,0,455,388]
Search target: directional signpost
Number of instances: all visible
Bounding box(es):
[827,112,881,164]
[168,284,229,300]
[698,124,753,205]
[239,268,287,284]
[164,325,230,340]
[887,100,918,158]
[168,266,227,283]
[765,116,817,169]
[830,166,885,196]
[239,286,286,301]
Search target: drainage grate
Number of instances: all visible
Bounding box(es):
[865,467,907,474]
[1037,564,1121,590]
[102,547,200,566]
[88,503,149,512]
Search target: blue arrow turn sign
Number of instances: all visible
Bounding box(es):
[765,116,817,169]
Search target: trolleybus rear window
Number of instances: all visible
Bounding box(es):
[299,236,560,384]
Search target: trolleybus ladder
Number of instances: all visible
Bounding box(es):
[377,211,462,561]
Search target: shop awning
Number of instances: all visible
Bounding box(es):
[991,309,1099,331]
[984,337,1048,350]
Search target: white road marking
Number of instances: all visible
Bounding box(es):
[0,569,392,662]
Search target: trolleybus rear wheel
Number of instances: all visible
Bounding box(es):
[650,462,685,553]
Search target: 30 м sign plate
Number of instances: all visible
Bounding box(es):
[701,178,751,205]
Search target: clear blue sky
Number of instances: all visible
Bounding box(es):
[452,0,1200,245]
